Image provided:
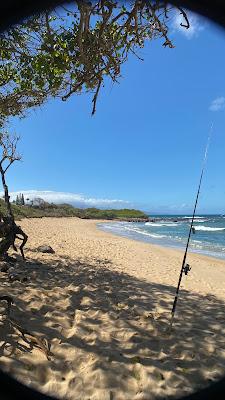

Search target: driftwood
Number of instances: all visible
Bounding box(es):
[0,215,28,259]
[0,296,52,360]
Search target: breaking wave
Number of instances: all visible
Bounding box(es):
[97,215,225,260]
[193,226,225,232]
[145,222,178,227]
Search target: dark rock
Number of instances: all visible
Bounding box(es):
[0,255,17,263]
[37,245,55,254]
[9,273,20,282]
[0,264,9,273]
[8,273,28,283]
[116,218,149,223]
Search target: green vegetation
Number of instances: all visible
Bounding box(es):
[0,2,189,126]
[0,198,148,221]
[76,208,149,220]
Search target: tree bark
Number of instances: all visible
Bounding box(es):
[0,163,13,218]
[0,164,28,259]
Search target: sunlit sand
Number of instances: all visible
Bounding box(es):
[1,217,225,400]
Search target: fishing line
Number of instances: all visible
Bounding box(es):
[169,123,213,331]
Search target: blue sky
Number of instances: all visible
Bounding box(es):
[4,11,225,214]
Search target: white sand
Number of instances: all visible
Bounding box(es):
[0,217,225,400]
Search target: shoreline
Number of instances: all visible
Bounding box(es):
[96,220,225,262]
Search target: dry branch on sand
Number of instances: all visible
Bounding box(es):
[0,295,52,360]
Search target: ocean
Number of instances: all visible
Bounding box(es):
[98,215,225,260]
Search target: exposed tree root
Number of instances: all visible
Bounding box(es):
[0,217,28,260]
[0,296,52,360]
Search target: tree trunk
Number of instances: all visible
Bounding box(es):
[0,164,13,218]
[0,165,28,259]
[0,234,14,258]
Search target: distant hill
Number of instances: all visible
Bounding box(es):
[0,198,149,221]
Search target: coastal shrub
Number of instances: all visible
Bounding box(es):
[0,199,148,221]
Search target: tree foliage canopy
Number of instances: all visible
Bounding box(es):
[0,1,189,126]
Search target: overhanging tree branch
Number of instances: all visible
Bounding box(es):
[0,1,190,122]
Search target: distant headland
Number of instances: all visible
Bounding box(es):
[0,198,149,222]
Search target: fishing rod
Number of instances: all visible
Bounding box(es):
[169,123,213,331]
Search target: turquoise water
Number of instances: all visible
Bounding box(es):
[98,215,225,260]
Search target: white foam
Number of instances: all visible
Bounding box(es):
[123,226,166,239]
[193,219,208,223]
[145,222,163,227]
[194,226,225,232]
[145,222,178,227]
[142,232,166,239]
[184,216,206,220]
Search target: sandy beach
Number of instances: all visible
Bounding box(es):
[1,217,225,400]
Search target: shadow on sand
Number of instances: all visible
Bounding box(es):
[1,253,225,399]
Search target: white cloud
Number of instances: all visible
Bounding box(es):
[209,96,225,111]
[3,190,130,209]
[173,10,204,39]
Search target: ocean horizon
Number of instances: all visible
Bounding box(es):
[98,214,225,260]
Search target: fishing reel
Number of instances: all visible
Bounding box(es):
[183,263,191,276]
